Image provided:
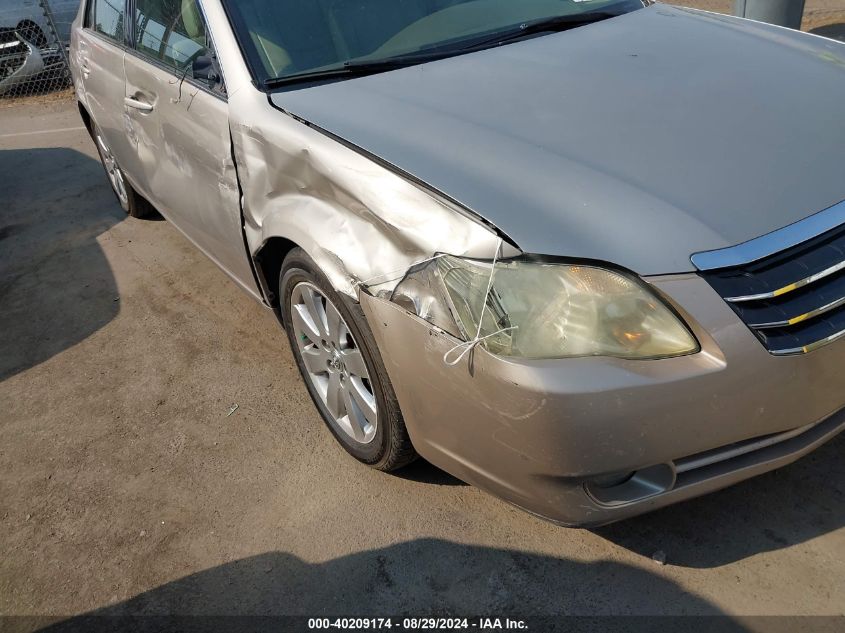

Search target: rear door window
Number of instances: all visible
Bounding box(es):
[91,0,126,42]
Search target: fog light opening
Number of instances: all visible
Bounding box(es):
[590,471,635,489]
[586,463,677,507]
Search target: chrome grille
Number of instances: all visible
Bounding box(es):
[701,223,845,355]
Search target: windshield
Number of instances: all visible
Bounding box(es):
[222,0,646,86]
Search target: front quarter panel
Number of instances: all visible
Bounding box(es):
[227,88,506,299]
[198,0,505,297]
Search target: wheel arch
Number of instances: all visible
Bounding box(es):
[253,236,300,316]
[245,196,387,311]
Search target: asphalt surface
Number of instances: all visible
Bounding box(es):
[1,95,844,624]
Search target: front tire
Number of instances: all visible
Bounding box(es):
[280,248,416,471]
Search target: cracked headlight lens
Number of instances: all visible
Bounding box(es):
[393,256,699,360]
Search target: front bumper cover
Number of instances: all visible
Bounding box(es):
[360,273,845,526]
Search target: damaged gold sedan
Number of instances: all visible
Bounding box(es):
[70,0,845,525]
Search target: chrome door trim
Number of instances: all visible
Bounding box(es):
[690,199,845,271]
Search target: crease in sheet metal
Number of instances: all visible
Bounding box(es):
[228,92,514,299]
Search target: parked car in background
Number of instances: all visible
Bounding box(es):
[0,0,79,46]
[0,24,65,96]
[71,0,845,526]
[0,0,77,95]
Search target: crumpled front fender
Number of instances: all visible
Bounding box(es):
[228,90,512,300]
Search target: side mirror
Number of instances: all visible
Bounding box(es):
[191,53,222,90]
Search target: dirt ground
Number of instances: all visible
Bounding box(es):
[2,15,845,628]
[670,0,845,34]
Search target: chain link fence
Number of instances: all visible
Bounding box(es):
[0,0,78,99]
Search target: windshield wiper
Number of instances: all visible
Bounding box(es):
[264,52,452,89]
[263,11,620,89]
[467,11,620,48]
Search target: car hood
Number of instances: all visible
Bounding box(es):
[270,5,845,275]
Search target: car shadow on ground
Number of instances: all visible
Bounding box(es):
[594,431,845,568]
[810,22,845,42]
[396,457,467,486]
[0,147,131,382]
[35,539,748,629]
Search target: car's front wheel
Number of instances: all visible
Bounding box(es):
[280,248,416,471]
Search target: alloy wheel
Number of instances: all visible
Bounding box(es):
[96,132,129,210]
[290,282,378,444]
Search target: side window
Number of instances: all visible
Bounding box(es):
[92,0,126,41]
[135,0,209,71]
[85,0,95,28]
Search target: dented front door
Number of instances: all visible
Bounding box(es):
[122,0,257,293]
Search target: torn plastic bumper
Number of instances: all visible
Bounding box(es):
[360,274,845,526]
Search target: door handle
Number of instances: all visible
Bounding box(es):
[124,97,154,112]
[78,41,91,77]
[78,51,90,78]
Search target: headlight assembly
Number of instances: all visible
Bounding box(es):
[391,255,699,360]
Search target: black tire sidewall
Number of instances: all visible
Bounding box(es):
[280,252,392,466]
